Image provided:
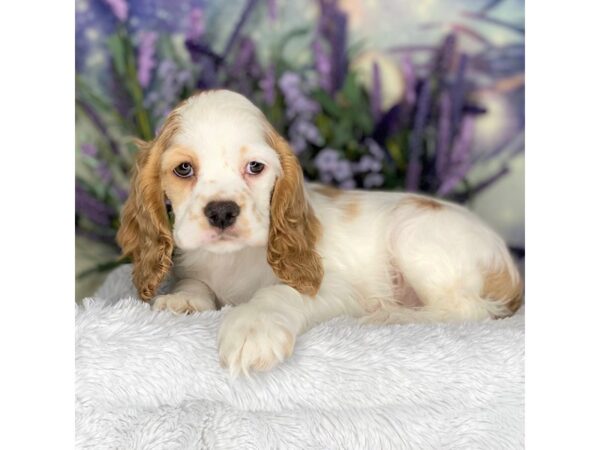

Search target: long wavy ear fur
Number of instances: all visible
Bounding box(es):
[264,126,323,297]
[116,113,180,301]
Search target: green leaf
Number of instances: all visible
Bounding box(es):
[76,258,129,279]
[106,35,126,77]
[273,26,311,60]
[386,139,405,170]
[313,89,343,117]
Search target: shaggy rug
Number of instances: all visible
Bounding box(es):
[76,265,524,449]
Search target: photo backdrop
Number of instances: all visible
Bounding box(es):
[76,0,524,298]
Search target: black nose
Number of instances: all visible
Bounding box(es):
[203,201,240,230]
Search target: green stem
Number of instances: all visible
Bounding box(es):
[76,258,129,280]
[119,27,154,141]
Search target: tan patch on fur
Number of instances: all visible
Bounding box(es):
[160,147,199,205]
[160,147,199,175]
[407,196,444,210]
[264,125,324,297]
[313,184,343,199]
[342,200,361,220]
[116,108,182,301]
[482,266,524,315]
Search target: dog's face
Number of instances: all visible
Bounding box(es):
[117,90,323,300]
[162,93,281,254]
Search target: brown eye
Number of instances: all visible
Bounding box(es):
[174,162,194,178]
[246,161,265,175]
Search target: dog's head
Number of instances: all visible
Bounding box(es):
[117,90,323,300]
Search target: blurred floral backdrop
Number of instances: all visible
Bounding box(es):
[76,0,525,299]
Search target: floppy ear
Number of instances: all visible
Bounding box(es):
[116,114,180,301]
[264,126,324,297]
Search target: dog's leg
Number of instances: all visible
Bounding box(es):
[374,201,523,324]
[218,276,364,376]
[152,278,217,314]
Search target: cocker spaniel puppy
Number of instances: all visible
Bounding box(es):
[117,90,523,376]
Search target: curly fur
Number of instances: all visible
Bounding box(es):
[116,111,181,300]
[264,127,323,296]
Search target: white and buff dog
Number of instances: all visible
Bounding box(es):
[117,90,522,376]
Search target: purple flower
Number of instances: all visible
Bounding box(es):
[230,36,262,86]
[355,155,382,173]
[102,0,128,22]
[279,71,321,153]
[437,116,476,196]
[316,0,348,93]
[279,72,301,94]
[400,55,416,104]
[314,148,341,172]
[339,179,356,189]
[319,171,334,183]
[450,54,469,134]
[145,59,192,121]
[315,148,355,185]
[290,136,307,154]
[114,187,129,202]
[438,33,457,72]
[259,65,276,105]
[267,0,278,21]
[312,39,332,92]
[97,162,112,184]
[76,183,115,227]
[452,115,475,165]
[370,62,382,119]
[176,71,191,84]
[237,37,256,70]
[279,73,319,117]
[293,120,323,145]
[366,138,386,160]
[158,59,176,77]
[332,159,353,181]
[137,31,157,88]
[364,173,384,188]
[435,92,452,178]
[186,8,204,41]
[81,143,98,157]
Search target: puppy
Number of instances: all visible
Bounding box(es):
[117,90,523,376]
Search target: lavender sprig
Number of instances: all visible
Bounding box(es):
[400,55,416,104]
[435,92,452,178]
[267,0,278,21]
[186,8,205,41]
[137,31,157,88]
[102,0,128,22]
[437,115,475,196]
[76,182,116,227]
[259,64,276,106]
[450,54,469,134]
[370,62,382,120]
[316,0,348,93]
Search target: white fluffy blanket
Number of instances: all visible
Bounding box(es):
[76,265,524,449]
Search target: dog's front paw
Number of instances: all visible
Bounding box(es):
[152,292,215,315]
[218,305,296,377]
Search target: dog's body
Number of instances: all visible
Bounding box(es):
[117,90,522,376]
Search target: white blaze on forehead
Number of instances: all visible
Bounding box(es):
[169,90,283,184]
[173,90,268,152]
